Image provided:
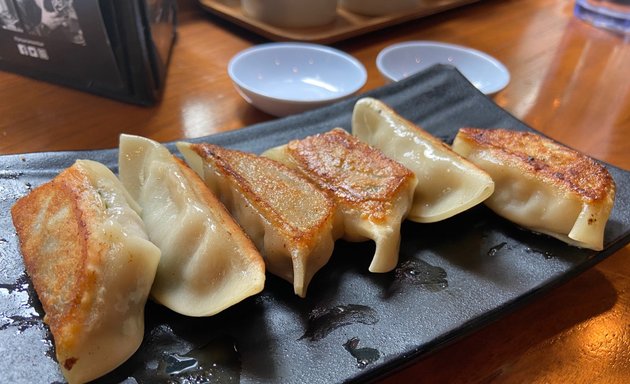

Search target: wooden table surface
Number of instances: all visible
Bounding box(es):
[2,0,629,382]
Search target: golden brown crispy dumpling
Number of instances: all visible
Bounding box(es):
[177,142,336,298]
[351,97,495,223]
[11,160,161,384]
[118,134,266,316]
[264,128,417,273]
[452,128,616,250]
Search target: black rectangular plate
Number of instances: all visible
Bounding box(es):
[1,65,629,384]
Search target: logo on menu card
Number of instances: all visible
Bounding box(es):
[13,36,49,60]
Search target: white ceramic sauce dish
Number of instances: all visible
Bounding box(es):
[377,41,510,94]
[228,43,367,117]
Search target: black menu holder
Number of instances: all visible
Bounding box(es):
[0,0,177,105]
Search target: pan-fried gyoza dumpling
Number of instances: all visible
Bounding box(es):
[351,97,495,223]
[11,160,161,384]
[118,134,265,316]
[263,128,417,273]
[177,142,336,298]
[452,128,616,251]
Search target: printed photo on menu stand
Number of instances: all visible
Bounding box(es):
[0,0,24,32]
[15,0,85,45]
[0,0,125,94]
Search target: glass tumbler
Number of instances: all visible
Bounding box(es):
[574,0,630,34]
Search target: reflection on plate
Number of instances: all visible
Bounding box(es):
[1,65,629,384]
[377,41,510,94]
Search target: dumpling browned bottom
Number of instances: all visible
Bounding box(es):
[11,160,160,384]
[119,134,266,317]
[264,128,417,273]
[177,142,336,298]
[452,128,616,250]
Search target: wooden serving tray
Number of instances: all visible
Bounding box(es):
[197,0,481,44]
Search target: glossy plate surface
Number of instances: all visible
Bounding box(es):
[1,65,629,384]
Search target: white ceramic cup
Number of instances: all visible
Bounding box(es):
[340,0,417,16]
[242,0,338,28]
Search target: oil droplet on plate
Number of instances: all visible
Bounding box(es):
[394,259,448,292]
[129,332,241,384]
[300,304,378,342]
[0,275,43,334]
[343,337,380,369]
[526,247,554,259]
[487,242,508,257]
[160,336,240,383]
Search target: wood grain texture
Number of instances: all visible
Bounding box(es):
[1,0,629,382]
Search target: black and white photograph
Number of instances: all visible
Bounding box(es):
[1,0,127,95]
[0,0,176,104]
[0,0,23,32]
[14,0,85,45]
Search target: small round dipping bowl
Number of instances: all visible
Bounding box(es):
[377,41,510,95]
[228,43,367,117]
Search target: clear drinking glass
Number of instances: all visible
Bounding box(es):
[574,0,630,34]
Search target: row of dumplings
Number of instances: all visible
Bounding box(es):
[10,98,615,383]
